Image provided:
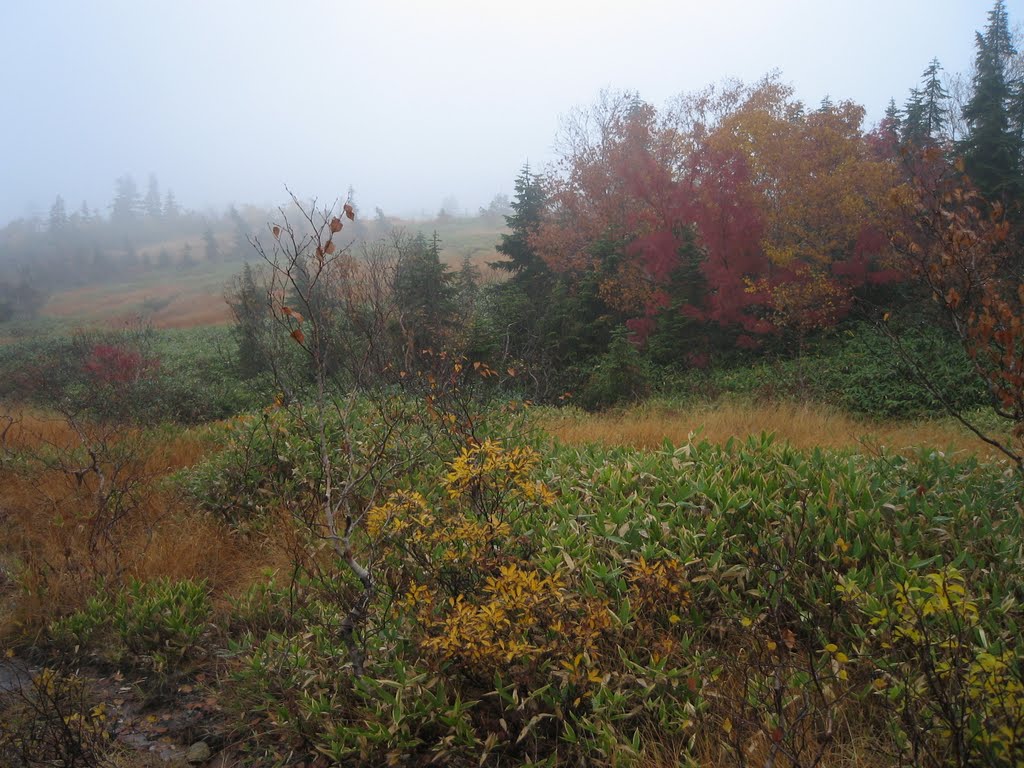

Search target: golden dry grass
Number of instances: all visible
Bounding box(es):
[542,399,1008,461]
[1,408,85,451]
[0,409,262,635]
[42,280,232,329]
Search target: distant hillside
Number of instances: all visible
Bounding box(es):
[21,213,507,330]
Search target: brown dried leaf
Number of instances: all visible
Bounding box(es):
[272,225,281,239]
[324,240,336,255]
[291,328,305,345]
[330,217,343,233]
[343,203,355,220]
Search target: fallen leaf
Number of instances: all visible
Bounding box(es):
[781,628,797,650]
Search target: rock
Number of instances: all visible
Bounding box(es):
[185,740,211,764]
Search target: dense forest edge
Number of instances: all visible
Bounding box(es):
[1,4,1023,767]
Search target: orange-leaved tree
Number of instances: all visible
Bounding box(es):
[891,156,1024,469]
[532,77,903,360]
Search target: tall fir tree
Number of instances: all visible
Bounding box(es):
[962,0,1021,201]
[902,88,927,146]
[920,58,949,141]
[491,163,548,292]
[393,232,456,354]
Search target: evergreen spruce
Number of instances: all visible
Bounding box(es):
[393,232,456,353]
[491,163,549,292]
[902,88,927,146]
[921,59,949,141]
[962,0,1021,201]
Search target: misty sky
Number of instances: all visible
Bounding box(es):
[2,1,1018,225]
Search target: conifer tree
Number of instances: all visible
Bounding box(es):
[884,99,902,132]
[144,174,162,218]
[111,175,140,225]
[203,227,220,263]
[393,232,456,354]
[902,88,927,146]
[920,58,949,141]
[163,189,180,219]
[48,195,67,232]
[491,163,548,292]
[962,0,1021,201]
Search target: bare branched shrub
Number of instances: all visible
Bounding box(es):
[243,193,429,674]
[0,665,117,768]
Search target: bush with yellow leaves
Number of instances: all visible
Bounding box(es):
[856,567,1024,768]
[372,441,611,686]
[0,665,116,768]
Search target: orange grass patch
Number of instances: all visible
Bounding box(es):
[0,408,89,452]
[43,281,232,330]
[0,410,263,635]
[541,399,1008,461]
[149,293,232,328]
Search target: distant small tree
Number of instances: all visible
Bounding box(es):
[920,58,950,141]
[163,189,180,219]
[111,175,140,225]
[393,232,456,361]
[482,162,570,394]
[902,88,927,146]
[143,174,162,219]
[48,196,67,233]
[478,193,512,223]
[492,163,548,290]
[228,205,250,260]
[203,227,220,263]
[225,262,272,377]
[455,254,481,310]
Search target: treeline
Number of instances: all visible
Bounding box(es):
[0,176,380,320]
[435,1,1024,408]
[0,169,508,324]
[0,173,265,315]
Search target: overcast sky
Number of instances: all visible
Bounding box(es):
[1,1,1018,225]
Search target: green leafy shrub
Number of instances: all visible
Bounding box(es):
[0,326,264,424]
[49,578,211,676]
[201,408,1024,766]
[819,323,987,419]
[227,625,479,766]
[578,330,652,411]
[665,322,987,420]
[183,401,436,526]
[847,567,1024,767]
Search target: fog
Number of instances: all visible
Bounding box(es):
[0,0,1011,224]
